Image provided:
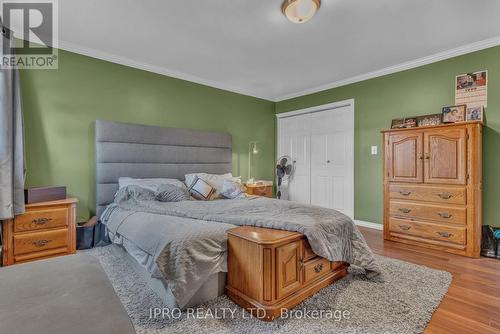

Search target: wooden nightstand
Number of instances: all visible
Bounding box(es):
[245,182,273,198]
[1,198,78,266]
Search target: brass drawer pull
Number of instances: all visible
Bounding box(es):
[314,263,324,273]
[33,239,52,247]
[437,231,452,238]
[32,217,52,225]
[437,212,452,219]
[399,190,411,196]
[399,208,412,214]
[438,192,453,200]
[399,225,411,231]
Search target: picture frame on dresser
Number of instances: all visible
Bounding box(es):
[442,105,466,123]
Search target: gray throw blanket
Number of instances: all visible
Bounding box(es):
[109,186,381,274]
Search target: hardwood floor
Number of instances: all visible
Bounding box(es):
[358,226,500,334]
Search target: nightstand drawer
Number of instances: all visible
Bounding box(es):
[14,229,69,255]
[15,207,68,233]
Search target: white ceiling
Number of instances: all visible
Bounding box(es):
[55,0,500,101]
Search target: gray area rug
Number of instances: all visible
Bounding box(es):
[84,246,451,334]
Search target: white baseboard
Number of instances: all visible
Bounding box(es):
[354,220,383,230]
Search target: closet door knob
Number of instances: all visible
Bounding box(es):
[326,160,331,163]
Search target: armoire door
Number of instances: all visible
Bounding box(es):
[387,132,423,183]
[278,115,311,203]
[424,128,467,185]
[309,107,354,218]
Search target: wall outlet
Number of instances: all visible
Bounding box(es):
[371,146,378,155]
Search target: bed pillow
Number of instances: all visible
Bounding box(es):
[118,177,186,192]
[220,179,247,199]
[188,176,217,201]
[156,184,191,202]
[184,173,236,198]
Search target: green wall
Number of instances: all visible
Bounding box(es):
[20,49,275,220]
[276,46,500,226]
[20,45,500,226]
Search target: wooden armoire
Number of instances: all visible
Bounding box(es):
[382,121,482,257]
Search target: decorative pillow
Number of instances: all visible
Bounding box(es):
[156,184,191,202]
[220,179,247,199]
[184,173,237,198]
[118,177,186,192]
[114,185,157,203]
[188,176,217,201]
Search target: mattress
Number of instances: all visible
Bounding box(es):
[109,231,227,309]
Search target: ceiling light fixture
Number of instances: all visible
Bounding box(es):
[282,0,321,24]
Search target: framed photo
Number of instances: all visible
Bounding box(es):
[466,106,483,122]
[442,105,466,123]
[416,114,442,127]
[401,117,417,128]
[391,117,417,129]
[391,119,405,129]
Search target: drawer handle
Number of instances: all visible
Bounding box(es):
[399,208,412,214]
[437,231,452,238]
[314,263,324,273]
[438,192,453,200]
[399,225,411,231]
[437,212,452,219]
[399,190,411,196]
[33,239,52,247]
[33,217,52,225]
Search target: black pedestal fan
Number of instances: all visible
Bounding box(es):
[275,155,294,199]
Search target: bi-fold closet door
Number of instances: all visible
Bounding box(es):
[278,105,354,218]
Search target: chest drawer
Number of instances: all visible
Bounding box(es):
[303,257,331,284]
[389,218,466,245]
[14,229,69,255]
[14,207,68,233]
[389,200,466,225]
[389,184,466,205]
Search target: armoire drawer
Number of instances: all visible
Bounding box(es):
[389,184,466,205]
[389,218,466,245]
[389,200,466,225]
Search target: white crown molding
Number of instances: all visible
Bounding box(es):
[275,35,500,102]
[354,220,383,230]
[55,36,500,103]
[56,39,276,102]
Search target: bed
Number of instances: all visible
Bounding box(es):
[95,120,233,308]
[95,120,381,311]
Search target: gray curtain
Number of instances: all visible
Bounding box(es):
[0,25,25,220]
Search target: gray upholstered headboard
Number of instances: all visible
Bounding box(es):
[95,120,232,217]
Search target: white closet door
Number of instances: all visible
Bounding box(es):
[278,115,311,203]
[309,106,354,218]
